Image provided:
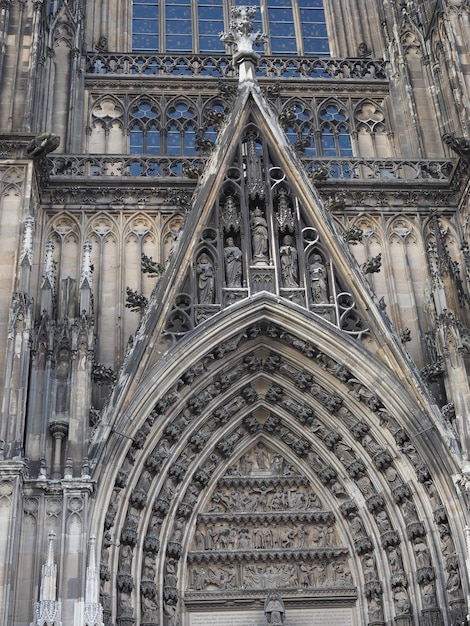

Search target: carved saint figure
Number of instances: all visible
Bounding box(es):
[224,237,242,287]
[264,592,285,625]
[251,207,268,261]
[279,234,298,287]
[196,253,214,303]
[309,254,328,303]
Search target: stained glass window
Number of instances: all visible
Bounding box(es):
[132,1,329,56]
[133,0,225,53]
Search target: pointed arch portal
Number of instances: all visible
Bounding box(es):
[92,296,466,626]
[85,44,468,624]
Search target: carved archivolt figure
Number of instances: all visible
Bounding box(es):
[251,207,269,261]
[309,254,328,303]
[196,253,214,303]
[279,234,298,287]
[224,237,242,287]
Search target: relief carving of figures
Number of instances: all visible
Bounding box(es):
[196,253,215,304]
[309,254,328,303]
[251,206,269,263]
[224,237,243,287]
[279,235,298,287]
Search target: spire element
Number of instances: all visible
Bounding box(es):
[31,531,62,626]
[84,536,104,626]
[20,216,35,267]
[221,6,266,83]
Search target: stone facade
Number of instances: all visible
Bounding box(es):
[1,1,470,625]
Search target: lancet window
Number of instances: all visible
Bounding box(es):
[132,0,329,56]
[319,103,353,157]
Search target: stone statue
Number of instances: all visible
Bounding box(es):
[279,234,298,287]
[309,255,328,303]
[251,207,268,262]
[224,237,242,287]
[264,592,285,625]
[196,253,215,303]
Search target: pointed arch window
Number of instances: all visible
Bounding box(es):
[166,103,197,155]
[129,102,160,155]
[319,104,353,157]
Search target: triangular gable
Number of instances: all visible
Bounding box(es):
[97,21,445,448]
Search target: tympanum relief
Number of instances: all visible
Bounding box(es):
[186,442,354,599]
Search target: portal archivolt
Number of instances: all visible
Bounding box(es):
[93,306,466,626]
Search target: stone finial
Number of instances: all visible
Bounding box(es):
[41,240,56,291]
[32,531,62,624]
[220,6,266,82]
[41,531,57,601]
[83,536,104,625]
[80,240,93,289]
[20,216,35,266]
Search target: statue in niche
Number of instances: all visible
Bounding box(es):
[224,237,242,287]
[279,234,299,287]
[446,568,461,598]
[264,593,285,625]
[393,585,411,614]
[250,206,269,262]
[164,599,179,626]
[196,253,214,304]
[239,453,254,475]
[270,454,284,475]
[413,538,431,568]
[309,254,329,303]
[255,443,270,469]
[142,595,159,622]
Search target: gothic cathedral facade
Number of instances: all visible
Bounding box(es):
[1,1,470,625]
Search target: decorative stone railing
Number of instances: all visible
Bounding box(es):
[48,155,453,182]
[303,158,454,181]
[85,53,387,80]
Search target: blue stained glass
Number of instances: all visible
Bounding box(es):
[271,37,297,54]
[134,6,154,18]
[166,34,192,51]
[338,130,353,156]
[130,124,144,154]
[184,126,196,154]
[321,131,336,157]
[166,5,191,19]
[133,1,159,51]
[268,7,294,22]
[147,125,160,154]
[198,5,223,19]
[132,34,159,51]
[199,36,224,52]
[167,126,182,154]
[300,8,325,22]
[270,21,295,37]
